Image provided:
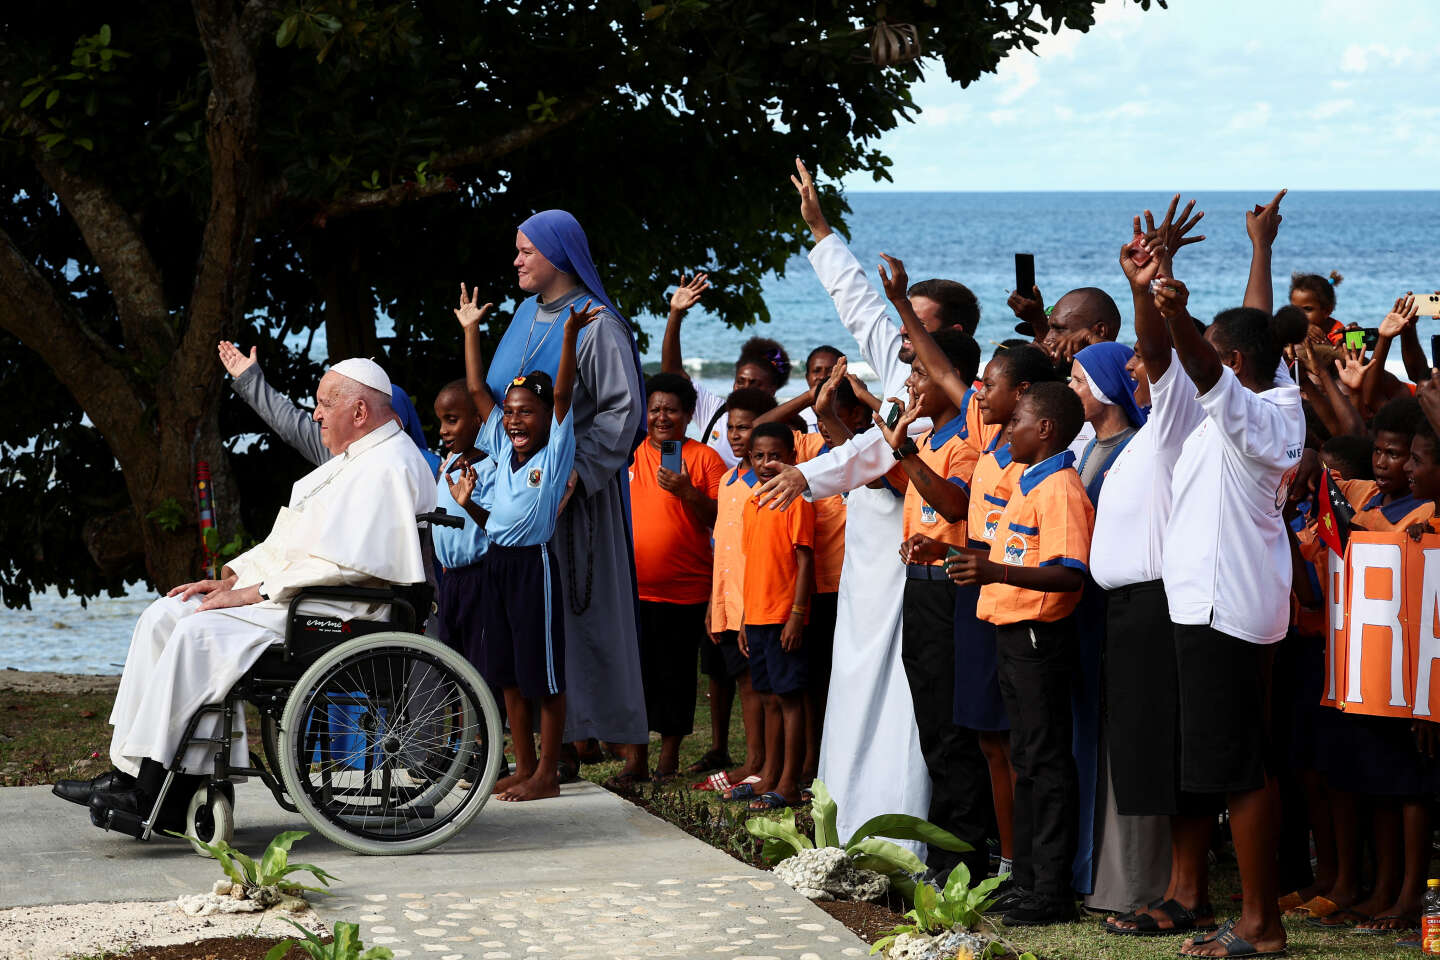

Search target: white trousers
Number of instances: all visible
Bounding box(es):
[107,595,291,775]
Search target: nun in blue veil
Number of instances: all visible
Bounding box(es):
[483,209,649,751]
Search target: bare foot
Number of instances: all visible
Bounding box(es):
[497,771,561,802]
[492,768,534,795]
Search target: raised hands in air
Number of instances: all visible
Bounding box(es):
[454,283,495,331]
[1127,193,1206,285]
[217,341,259,379]
[1334,342,1375,392]
[1380,293,1420,339]
[447,460,479,507]
[1152,276,1191,323]
[564,298,604,336]
[669,273,710,315]
[1245,189,1287,248]
[1007,285,1046,331]
[791,158,833,243]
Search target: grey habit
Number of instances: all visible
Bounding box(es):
[532,289,648,745]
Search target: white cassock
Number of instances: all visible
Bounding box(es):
[108,420,436,776]
[801,234,931,850]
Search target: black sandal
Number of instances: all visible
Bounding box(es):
[1110,899,1217,936]
[1178,918,1286,957]
[685,748,734,774]
[1107,897,1165,929]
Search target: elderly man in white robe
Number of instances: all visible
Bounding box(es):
[53,358,436,830]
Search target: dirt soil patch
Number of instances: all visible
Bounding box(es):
[814,898,908,944]
[71,935,323,960]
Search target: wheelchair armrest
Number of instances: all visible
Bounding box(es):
[284,587,420,653]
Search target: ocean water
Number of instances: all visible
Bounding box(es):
[4,190,1436,674]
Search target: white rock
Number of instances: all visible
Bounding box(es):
[771,847,890,902]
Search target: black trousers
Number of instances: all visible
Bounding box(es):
[996,617,1078,899]
[901,576,991,878]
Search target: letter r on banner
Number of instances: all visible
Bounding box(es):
[1344,538,1409,713]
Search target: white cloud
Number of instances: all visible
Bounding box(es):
[1053,105,1076,122]
[919,104,970,128]
[1227,101,1272,131]
[987,109,1019,126]
[1103,101,1152,120]
[1330,79,1352,90]
[996,57,1040,105]
[1340,42,1415,73]
[1310,98,1355,119]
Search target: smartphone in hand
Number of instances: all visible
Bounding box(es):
[1344,328,1380,351]
[1430,334,1440,372]
[660,439,683,475]
[1015,253,1036,295]
[1418,294,1440,319]
[885,400,904,430]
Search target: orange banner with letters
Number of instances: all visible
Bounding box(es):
[1327,531,1440,718]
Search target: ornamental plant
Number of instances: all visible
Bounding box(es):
[264,919,393,960]
[170,829,339,897]
[744,779,971,901]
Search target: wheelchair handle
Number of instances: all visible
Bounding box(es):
[418,509,465,529]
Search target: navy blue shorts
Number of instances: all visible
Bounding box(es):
[700,630,749,679]
[437,560,486,667]
[480,543,565,698]
[745,623,808,695]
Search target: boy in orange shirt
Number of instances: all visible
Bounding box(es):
[740,422,815,810]
[948,381,1094,925]
[698,388,776,795]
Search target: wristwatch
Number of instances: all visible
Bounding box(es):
[893,438,919,461]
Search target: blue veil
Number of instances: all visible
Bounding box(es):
[1074,342,1147,428]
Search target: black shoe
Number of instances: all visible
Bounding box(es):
[1002,892,1077,927]
[89,784,189,833]
[984,882,1030,915]
[53,769,135,807]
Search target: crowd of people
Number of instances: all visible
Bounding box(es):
[56,160,1440,960]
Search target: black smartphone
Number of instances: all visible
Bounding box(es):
[1343,328,1380,351]
[660,439,683,474]
[1014,253,1036,297]
[885,400,903,429]
[1431,334,1440,372]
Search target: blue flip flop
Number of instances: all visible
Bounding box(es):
[723,782,757,801]
[747,791,793,811]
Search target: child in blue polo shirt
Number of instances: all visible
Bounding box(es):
[458,289,600,803]
[433,379,497,668]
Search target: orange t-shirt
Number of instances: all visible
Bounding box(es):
[1347,481,1434,533]
[629,438,726,605]
[709,464,756,632]
[795,431,846,593]
[961,386,1004,462]
[901,416,979,563]
[977,451,1094,626]
[967,441,1022,550]
[741,495,815,626]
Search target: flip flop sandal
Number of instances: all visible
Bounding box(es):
[1286,895,1338,919]
[692,771,732,792]
[1305,908,1369,929]
[1354,914,1419,934]
[604,770,647,790]
[1107,898,1165,929]
[651,769,679,785]
[685,748,734,774]
[1111,899,1218,936]
[747,791,794,811]
[722,780,761,801]
[1179,919,1287,958]
[1276,891,1305,913]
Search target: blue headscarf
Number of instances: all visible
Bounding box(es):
[390,384,441,476]
[518,210,625,323]
[1074,342,1147,428]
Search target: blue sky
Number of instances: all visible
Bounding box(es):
[843,0,1440,192]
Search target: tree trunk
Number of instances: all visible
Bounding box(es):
[315,229,380,363]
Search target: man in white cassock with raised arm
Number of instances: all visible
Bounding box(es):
[52,358,436,831]
[757,163,981,864]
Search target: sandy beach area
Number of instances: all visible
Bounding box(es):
[0,668,119,696]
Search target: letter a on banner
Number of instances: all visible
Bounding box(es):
[1341,534,1411,717]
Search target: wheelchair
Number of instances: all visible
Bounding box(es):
[95,510,505,856]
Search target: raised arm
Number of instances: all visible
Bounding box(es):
[877,253,970,410]
[812,357,856,443]
[661,274,709,377]
[220,342,329,466]
[455,283,497,423]
[1296,340,1366,437]
[873,393,970,523]
[556,300,602,424]
[1365,294,1421,408]
[1153,276,1223,395]
[1123,195,1206,380]
[1243,189,1286,313]
[754,390,814,427]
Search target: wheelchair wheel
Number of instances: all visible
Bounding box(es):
[276,632,503,855]
[185,784,235,856]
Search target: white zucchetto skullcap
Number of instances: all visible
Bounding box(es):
[329,357,392,395]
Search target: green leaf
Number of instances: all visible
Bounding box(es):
[73,137,94,151]
[359,949,395,960]
[45,89,60,109]
[98,24,111,45]
[333,921,359,957]
[229,847,259,886]
[809,779,838,849]
[845,814,972,854]
[942,861,971,901]
[847,836,924,875]
[744,815,807,857]
[258,830,309,883]
[263,941,297,960]
[644,4,667,19]
[913,879,938,912]
[760,836,796,865]
[20,87,44,109]
[277,15,298,48]
[280,861,341,887]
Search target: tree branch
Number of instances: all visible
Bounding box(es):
[313,91,603,224]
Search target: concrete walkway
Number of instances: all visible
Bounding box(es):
[2,779,870,959]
